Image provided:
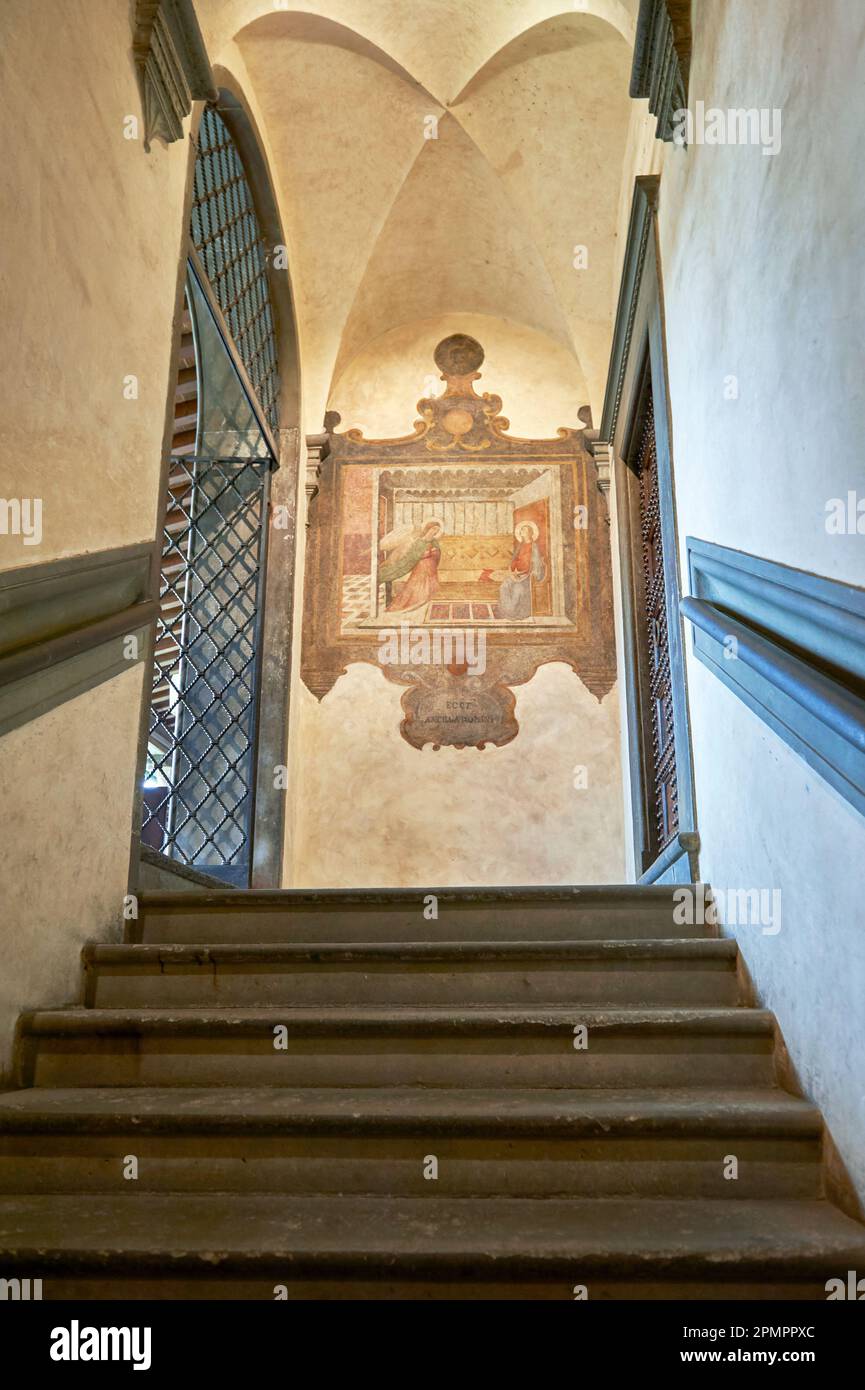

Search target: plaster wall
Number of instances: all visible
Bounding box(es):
[220,3,634,427]
[654,0,865,1199]
[0,0,191,572]
[289,662,624,888]
[288,318,625,888]
[329,316,591,438]
[0,666,144,1085]
[0,4,192,1076]
[195,3,642,887]
[199,0,639,110]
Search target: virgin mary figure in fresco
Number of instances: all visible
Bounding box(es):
[379,518,444,613]
[496,519,546,619]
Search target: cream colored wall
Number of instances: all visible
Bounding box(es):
[212,3,638,889]
[0,0,191,572]
[329,315,591,438]
[290,665,624,888]
[287,317,625,887]
[0,666,144,1085]
[448,14,634,422]
[0,1,634,1025]
[0,4,195,1075]
[193,2,636,431]
[645,0,865,1200]
[199,1,639,106]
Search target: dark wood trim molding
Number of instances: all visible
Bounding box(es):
[684,538,865,820]
[0,544,156,737]
[0,601,157,690]
[0,544,152,662]
[630,0,692,143]
[0,626,153,740]
[133,0,217,151]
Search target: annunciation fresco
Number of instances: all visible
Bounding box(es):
[302,335,616,748]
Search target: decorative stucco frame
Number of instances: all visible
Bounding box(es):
[302,336,617,750]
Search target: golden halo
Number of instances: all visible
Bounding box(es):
[514,519,539,540]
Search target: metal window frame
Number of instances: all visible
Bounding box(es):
[190,104,280,436]
[143,451,274,880]
[131,89,300,893]
[187,249,279,463]
[140,245,277,883]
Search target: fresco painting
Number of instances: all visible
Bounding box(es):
[302,335,616,747]
[340,461,569,631]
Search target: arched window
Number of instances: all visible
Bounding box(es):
[190,107,280,432]
[141,103,282,886]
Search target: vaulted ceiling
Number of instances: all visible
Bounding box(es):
[195,0,639,428]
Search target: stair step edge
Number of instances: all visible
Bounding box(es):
[20,1006,772,1037]
[137,886,689,910]
[0,1197,863,1275]
[0,1088,822,1137]
[83,940,738,966]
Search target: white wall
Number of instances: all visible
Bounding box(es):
[654,0,865,1201]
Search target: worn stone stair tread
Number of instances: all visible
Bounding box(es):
[0,1086,818,1136]
[133,885,706,944]
[82,938,741,1011]
[23,1005,768,1036]
[8,879,864,1296]
[85,940,735,964]
[137,886,685,908]
[1,1194,863,1276]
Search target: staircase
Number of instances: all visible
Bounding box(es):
[1,886,864,1300]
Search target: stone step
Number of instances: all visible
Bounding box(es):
[20,1006,775,1088]
[82,940,741,1008]
[0,1087,821,1199]
[133,885,703,944]
[1,1193,863,1299]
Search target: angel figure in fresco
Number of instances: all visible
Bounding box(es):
[495,520,546,620]
[379,517,444,613]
